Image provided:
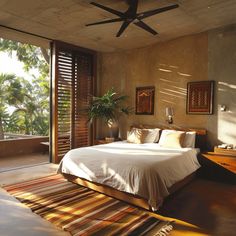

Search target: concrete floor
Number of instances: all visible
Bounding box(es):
[160,178,236,236]
[0,163,69,236]
[1,162,235,236]
[0,153,49,173]
[0,163,58,187]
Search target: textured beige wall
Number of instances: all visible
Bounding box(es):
[98,32,209,140]
[98,27,236,148]
[207,25,236,147]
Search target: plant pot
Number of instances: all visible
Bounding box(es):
[108,120,119,139]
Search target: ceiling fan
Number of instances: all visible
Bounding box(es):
[86,0,179,37]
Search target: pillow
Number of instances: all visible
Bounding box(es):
[141,128,161,143]
[127,128,148,144]
[159,129,186,148]
[183,131,196,148]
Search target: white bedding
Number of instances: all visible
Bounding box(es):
[58,141,200,210]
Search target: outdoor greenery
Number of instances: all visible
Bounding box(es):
[0,38,49,139]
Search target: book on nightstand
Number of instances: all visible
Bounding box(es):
[214,146,236,157]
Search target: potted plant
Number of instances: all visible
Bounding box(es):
[87,88,132,141]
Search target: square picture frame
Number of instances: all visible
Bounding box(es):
[186,80,214,114]
[135,86,155,115]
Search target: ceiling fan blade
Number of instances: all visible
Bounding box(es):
[86,18,123,26]
[90,2,125,18]
[134,20,158,35]
[116,21,131,37]
[125,0,137,6]
[125,0,139,15]
[138,4,179,20]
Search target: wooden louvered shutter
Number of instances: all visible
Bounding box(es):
[51,41,95,163]
[73,53,93,148]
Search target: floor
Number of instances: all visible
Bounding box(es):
[0,153,49,172]
[0,163,235,236]
[0,163,69,236]
[159,178,236,236]
[0,162,58,187]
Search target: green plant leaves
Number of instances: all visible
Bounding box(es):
[87,88,132,125]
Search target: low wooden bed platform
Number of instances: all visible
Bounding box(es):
[62,171,196,211]
[61,127,206,211]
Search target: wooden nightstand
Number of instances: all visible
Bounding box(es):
[213,147,236,157]
[94,138,121,145]
[199,152,236,184]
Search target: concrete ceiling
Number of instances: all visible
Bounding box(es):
[0,0,236,52]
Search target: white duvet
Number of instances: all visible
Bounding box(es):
[58,141,200,210]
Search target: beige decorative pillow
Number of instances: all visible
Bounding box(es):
[183,131,196,148]
[127,128,149,144]
[159,130,186,148]
[141,128,161,143]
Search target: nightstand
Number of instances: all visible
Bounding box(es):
[199,151,236,184]
[94,138,121,145]
[213,147,236,157]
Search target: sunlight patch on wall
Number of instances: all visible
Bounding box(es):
[217,81,236,144]
[219,81,236,89]
[160,78,179,84]
[170,85,187,93]
[169,65,179,69]
[177,72,192,77]
[159,91,185,99]
[158,68,172,73]
[164,88,186,96]
[217,117,236,144]
[161,99,176,105]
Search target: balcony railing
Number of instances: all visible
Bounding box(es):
[0,135,49,159]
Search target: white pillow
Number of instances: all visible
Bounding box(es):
[142,128,161,143]
[183,131,196,148]
[159,130,186,148]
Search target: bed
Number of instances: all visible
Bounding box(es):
[58,128,205,211]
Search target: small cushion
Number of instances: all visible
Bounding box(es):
[141,128,161,143]
[127,128,148,144]
[183,131,196,148]
[159,130,186,148]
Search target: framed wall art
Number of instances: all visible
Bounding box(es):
[135,86,155,115]
[186,80,214,114]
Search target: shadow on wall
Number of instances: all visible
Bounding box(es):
[125,62,209,134]
[157,63,192,127]
[120,62,211,148]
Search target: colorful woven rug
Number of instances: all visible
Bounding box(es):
[4,174,173,236]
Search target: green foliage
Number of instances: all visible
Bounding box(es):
[0,73,22,112]
[0,73,23,138]
[0,38,49,77]
[87,88,132,125]
[0,73,49,137]
[0,38,50,138]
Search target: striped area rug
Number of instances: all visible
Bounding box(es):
[4,174,173,236]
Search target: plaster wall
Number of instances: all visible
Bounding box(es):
[98,26,236,148]
[207,25,236,146]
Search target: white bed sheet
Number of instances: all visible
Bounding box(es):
[58,141,200,210]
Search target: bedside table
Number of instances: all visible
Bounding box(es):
[213,147,236,157]
[94,138,121,145]
[199,152,236,184]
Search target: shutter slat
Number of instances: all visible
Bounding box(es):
[56,50,72,158]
